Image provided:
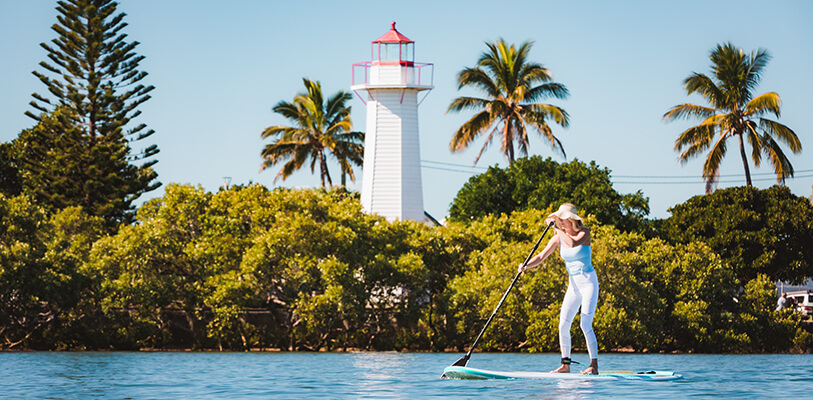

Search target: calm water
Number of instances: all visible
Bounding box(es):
[1,352,811,399]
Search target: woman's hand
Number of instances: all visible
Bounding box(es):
[518,263,527,273]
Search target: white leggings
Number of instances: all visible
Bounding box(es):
[559,271,599,360]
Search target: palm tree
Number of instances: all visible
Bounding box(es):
[664,42,801,193]
[447,39,570,165]
[261,78,364,188]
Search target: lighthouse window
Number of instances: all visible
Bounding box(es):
[380,43,400,62]
[401,43,413,62]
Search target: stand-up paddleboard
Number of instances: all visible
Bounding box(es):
[442,366,683,381]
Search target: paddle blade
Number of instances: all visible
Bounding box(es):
[451,355,470,367]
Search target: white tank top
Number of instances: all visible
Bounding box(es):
[560,244,594,275]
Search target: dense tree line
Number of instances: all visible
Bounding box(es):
[1,183,811,353]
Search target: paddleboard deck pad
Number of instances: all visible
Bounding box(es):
[442,366,683,381]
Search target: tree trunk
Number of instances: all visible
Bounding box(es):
[737,132,752,186]
[321,152,332,188]
[504,121,514,165]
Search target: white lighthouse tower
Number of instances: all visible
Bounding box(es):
[351,22,434,222]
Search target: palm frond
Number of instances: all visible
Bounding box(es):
[487,99,509,118]
[479,39,532,97]
[450,110,494,152]
[479,39,513,84]
[761,133,794,184]
[524,82,569,102]
[675,124,716,159]
[745,92,781,118]
[456,68,500,98]
[710,43,748,101]
[759,118,801,152]
[335,155,357,182]
[262,141,307,178]
[473,126,500,165]
[271,101,304,123]
[275,160,298,182]
[745,48,771,94]
[301,78,324,108]
[275,149,308,183]
[295,95,322,131]
[324,113,353,136]
[522,110,567,158]
[260,125,289,139]
[267,124,300,141]
[518,63,553,85]
[325,91,353,120]
[745,122,763,168]
[524,104,570,127]
[663,103,716,121]
[683,73,725,107]
[338,130,365,144]
[285,128,314,143]
[447,96,492,113]
[308,148,319,174]
[333,141,364,165]
[702,134,728,186]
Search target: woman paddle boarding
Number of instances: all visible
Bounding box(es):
[518,203,599,375]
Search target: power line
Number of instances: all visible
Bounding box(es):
[421,159,488,170]
[421,159,488,174]
[614,173,813,185]
[419,159,813,184]
[613,169,813,179]
[421,165,484,174]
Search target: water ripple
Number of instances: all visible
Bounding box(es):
[1,352,811,399]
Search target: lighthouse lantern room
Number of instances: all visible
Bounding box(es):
[352,22,433,222]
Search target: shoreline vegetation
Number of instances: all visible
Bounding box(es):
[1,344,808,353]
[2,182,812,354]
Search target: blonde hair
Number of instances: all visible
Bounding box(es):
[557,215,584,230]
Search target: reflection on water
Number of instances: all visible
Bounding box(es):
[0,352,811,399]
[351,352,411,396]
[554,378,595,399]
[352,351,410,376]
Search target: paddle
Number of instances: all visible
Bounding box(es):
[441,221,555,378]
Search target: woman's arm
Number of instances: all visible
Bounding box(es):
[519,234,560,272]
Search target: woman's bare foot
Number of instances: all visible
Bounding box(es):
[550,364,570,373]
[581,359,599,375]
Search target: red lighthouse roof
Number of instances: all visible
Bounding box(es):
[373,22,413,43]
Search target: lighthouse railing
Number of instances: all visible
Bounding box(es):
[352,61,434,87]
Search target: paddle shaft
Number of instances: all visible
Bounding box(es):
[457,221,555,364]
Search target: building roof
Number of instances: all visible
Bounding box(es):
[373,22,413,43]
[777,278,813,293]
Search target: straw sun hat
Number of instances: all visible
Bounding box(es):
[549,203,583,222]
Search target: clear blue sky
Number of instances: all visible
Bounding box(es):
[2,0,811,220]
